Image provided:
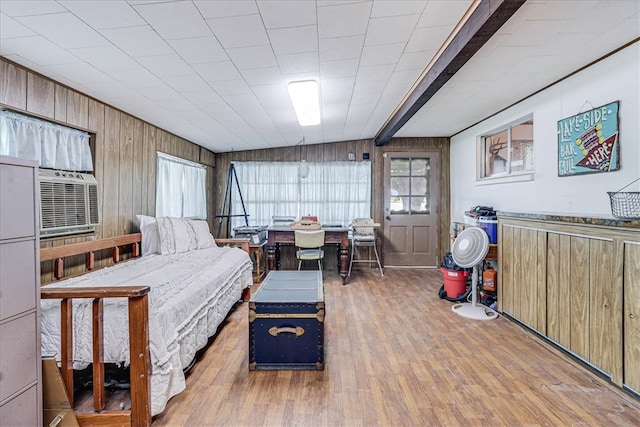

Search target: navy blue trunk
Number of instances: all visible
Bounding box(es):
[249,271,324,370]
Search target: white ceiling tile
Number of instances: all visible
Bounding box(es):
[241,67,283,86]
[136,53,192,77]
[100,26,173,57]
[182,88,225,106]
[253,84,292,107]
[371,1,427,18]
[211,79,252,96]
[0,13,36,38]
[226,45,277,69]
[405,25,454,53]
[0,0,66,17]
[395,50,434,72]
[321,77,355,103]
[110,66,165,89]
[257,0,316,29]
[138,85,181,102]
[268,26,317,55]
[161,73,212,93]
[319,35,364,61]
[387,69,421,90]
[277,52,319,75]
[193,61,242,82]
[194,0,259,19]
[60,1,146,29]
[356,64,394,82]
[320,59,359,78]
[0,35,81,65]
[16,12,109,49]
[87,81,140,101]
[43,61,114,86]
[156,97,197,113]
[364,14,420,46]
[360,43,404,67]
[207,14,269,48]
[168,36,228,64]
[70,45,140,72]
[133,1,211,40]
[201,101,236,117]
[351,79,385,104]
[318,2,372,38]
[417,1,472,28]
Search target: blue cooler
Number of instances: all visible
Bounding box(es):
[479,216,497,243]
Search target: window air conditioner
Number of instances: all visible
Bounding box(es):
[38,169,100,238]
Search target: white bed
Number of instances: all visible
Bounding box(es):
[40,218,253,416]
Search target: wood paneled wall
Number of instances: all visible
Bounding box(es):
[0,58,215,282]
[215,136,451,266]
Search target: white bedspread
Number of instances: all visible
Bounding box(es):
[41,245,253,416]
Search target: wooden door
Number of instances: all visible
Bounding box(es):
[624,242,640,393]
[383,151,440,267]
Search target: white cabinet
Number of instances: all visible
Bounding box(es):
[0,155,42,426]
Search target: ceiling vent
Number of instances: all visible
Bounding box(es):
[38,169,100,238]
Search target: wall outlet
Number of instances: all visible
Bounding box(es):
[363,153,370,160]
[348,153,355,160]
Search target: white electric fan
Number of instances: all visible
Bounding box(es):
[450,227,498,320]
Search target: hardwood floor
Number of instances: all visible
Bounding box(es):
[151,269,640,426]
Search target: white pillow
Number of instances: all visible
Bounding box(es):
[156,217,216,254]
[136,214,160,255]
[188,219,215,249]
[157,217,191,255]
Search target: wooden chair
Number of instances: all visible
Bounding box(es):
[348,218,383,276]
[294,230,325,272]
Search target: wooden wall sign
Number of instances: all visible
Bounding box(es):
[557,101,620,176]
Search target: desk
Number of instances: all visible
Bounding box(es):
[267,226,350,285]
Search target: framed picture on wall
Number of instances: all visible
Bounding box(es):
[557,101,620,176]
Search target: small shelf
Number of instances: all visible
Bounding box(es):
[485,244,498,260]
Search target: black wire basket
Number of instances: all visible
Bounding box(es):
[607,178,640,220]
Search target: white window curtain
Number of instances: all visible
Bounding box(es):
[231,161,371,229]
[156,152,207,219]
[0,109,93,171]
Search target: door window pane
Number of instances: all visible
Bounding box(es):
[411,158,428,175]
[411,196,428,213]
[390,177,410,196]
[390,159,410,175]
[410,177,427,195]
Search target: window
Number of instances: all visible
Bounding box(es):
[480,115,534,179]
[230,161,371,229]
[0,109,93,171]
[389,158,430,214]
[156,152,206,219]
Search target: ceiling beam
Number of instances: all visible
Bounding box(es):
[374,0,527,146]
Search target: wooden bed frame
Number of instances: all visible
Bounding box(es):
[40,234,250,427]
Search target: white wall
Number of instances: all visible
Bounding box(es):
[450,42,639,222]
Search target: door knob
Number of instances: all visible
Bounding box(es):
[385,216,391,220]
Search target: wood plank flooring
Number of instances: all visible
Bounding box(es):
[151,269,640,426]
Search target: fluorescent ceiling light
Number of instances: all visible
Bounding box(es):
[287,80,321,126]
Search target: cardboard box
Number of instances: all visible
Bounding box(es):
[42,358,79,427]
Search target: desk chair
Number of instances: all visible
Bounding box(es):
[294,230,325,272]
[348,218,383,277]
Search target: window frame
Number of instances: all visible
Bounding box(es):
[477,114,534,183]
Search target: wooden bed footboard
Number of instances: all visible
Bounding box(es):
[41,286,152,427]
[39,233,252,425]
